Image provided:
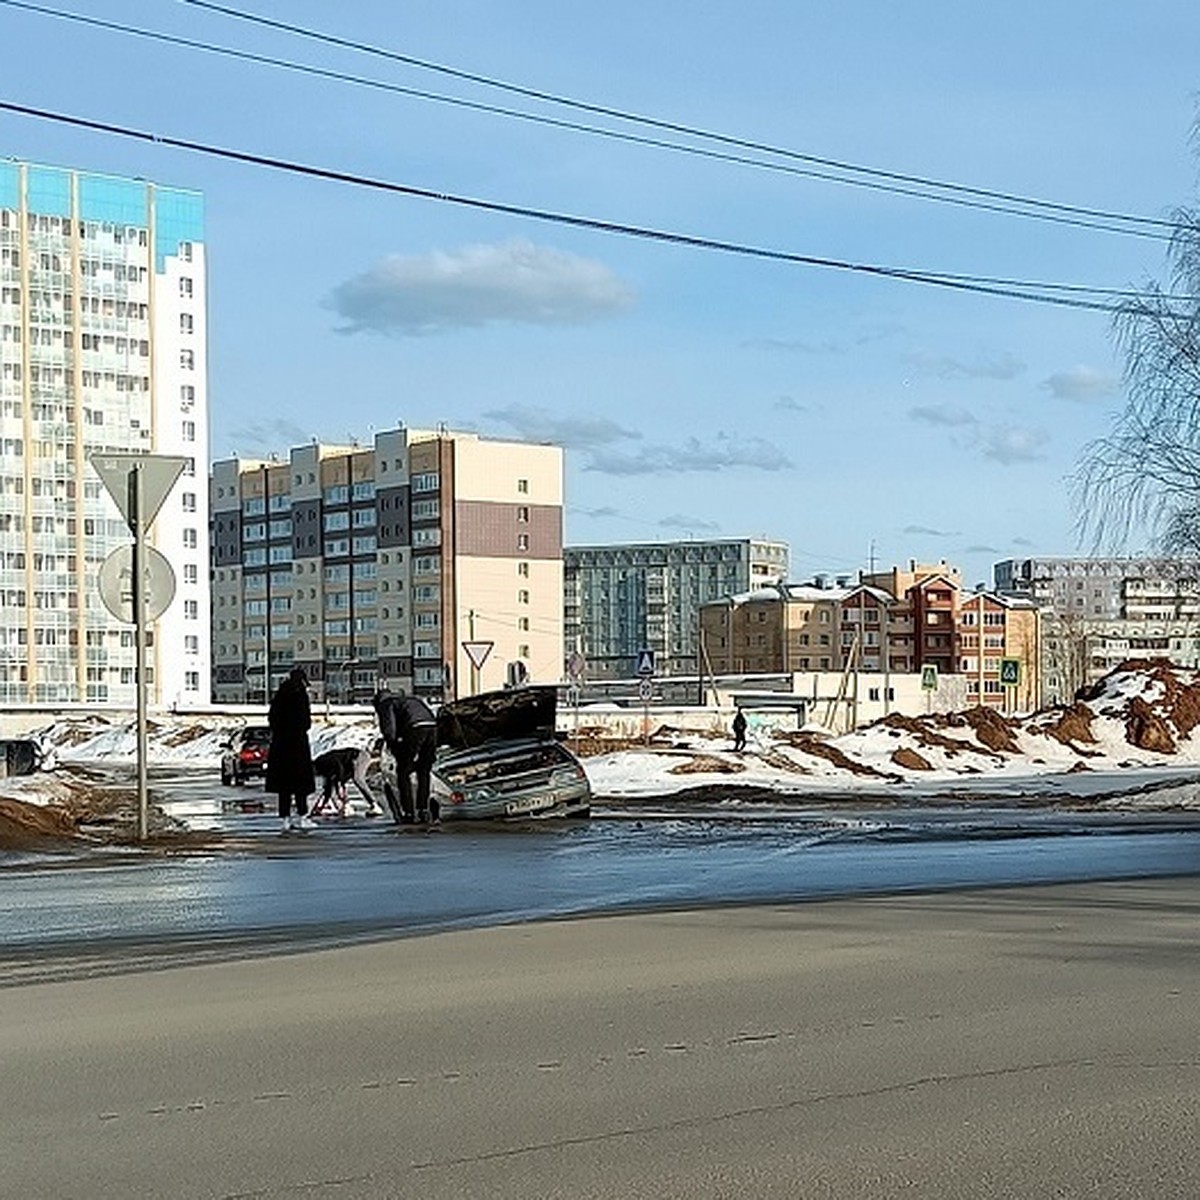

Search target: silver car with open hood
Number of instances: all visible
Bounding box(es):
[432,686,592,820]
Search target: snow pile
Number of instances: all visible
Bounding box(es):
[6,660,1200,809]
[585,660,1200,799]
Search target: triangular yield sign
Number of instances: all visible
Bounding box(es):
[462,640,494,670]
[90,453,188,532]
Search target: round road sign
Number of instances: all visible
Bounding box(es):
[638,678,654,702]
[98,545,177,624]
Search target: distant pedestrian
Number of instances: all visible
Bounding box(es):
[266,665,317,832]
[374,686,439,824]
[732,708,747,753]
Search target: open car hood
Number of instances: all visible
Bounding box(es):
[437,686,558,751]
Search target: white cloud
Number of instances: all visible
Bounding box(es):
[225,418,312,451]
[978,424,1049,464]
[903,524,959,538]
[585,435,793,476]
[327,239,634,335]
[485,405,640,450]
[910,404,977,428]
[1041,366,1119,402]
[906,350,1025,381]
[773,395,807,413]
[659,513,721,532]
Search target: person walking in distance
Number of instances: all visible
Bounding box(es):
[732,708,747,753]
[266,665,317,832]
[373,686,439,824]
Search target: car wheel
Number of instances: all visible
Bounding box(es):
[234,771,245,787]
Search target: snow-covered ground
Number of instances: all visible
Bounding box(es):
[4,660,1200,812]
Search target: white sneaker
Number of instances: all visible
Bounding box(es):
[295,815,317,831]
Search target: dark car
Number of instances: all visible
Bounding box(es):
[220,725,272,786]
[429,686,591,820]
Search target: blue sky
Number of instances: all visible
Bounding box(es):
[3,1,1199,588]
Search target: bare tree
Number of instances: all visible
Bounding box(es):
[1073,207,1200,551]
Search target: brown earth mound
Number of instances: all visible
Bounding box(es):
[1038,702,1097,745]
[776,731,894,778]
[876,712,1001,758]
[891,747,932,771]
[1124,695,1177,754]
[0,797,79,848]
[667,755,746,775]
[960,706,1021,753]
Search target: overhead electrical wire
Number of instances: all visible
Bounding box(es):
[0,0,1175,243]
[177,0,1175,237]
[2,100,1193,317]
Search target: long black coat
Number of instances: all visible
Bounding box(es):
[264,676,316,797]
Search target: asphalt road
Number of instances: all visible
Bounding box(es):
[5,880,1199,1199]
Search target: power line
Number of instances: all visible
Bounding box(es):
[178,0,1175,237]
[2,101,1194,316]
[0,0,1174,243]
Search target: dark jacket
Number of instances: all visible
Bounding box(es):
[375,692,436,746]
[265,675,316,797]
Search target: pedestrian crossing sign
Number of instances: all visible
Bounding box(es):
[635,648,656,676]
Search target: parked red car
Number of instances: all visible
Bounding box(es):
[220,725,272,786]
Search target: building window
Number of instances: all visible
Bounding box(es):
[517,534,529,551]
[517,478,529,494]
[183,528,197,549]
[517,506,529,522]
[180,313,194,335]
[180,349,194,370]
[518,589,530,604]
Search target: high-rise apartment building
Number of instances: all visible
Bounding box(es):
[994,556,1200,702]
[210,427,563,703]
[564,538,789,680]
[0,160,209,705]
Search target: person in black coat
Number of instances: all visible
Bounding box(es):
[265,666,317,832]
[732,708,748,753]
[373,686,439,824]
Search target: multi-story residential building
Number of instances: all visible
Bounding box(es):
[564,538,788,680]
[994,556,1200,701]
[210,427,563,704]
[701,562,1041,713]
[0,160,209,706]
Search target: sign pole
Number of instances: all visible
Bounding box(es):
[129,463,149,842]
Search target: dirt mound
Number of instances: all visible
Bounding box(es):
[777,731,894,778]
[667,755,746,776]
[960,707,1021,753]
[876,712,1002,758]
[1125,695,1177,754]
[0,798,80,849]
[891,747,932,771]
[1038,702,1097,746]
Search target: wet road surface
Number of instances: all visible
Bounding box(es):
[4,769,1200,979]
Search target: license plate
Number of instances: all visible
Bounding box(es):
[505,793,557,816]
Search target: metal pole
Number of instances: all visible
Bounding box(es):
[469,608,479,696]
[130,464,149,842]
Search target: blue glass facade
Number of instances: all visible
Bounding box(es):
[0,160,203,268]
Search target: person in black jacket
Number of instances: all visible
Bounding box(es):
[265,666,317,832]
[373,686,439,824]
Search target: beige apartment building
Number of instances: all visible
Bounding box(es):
[700,562,1040,713]
[211,426,563,704]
